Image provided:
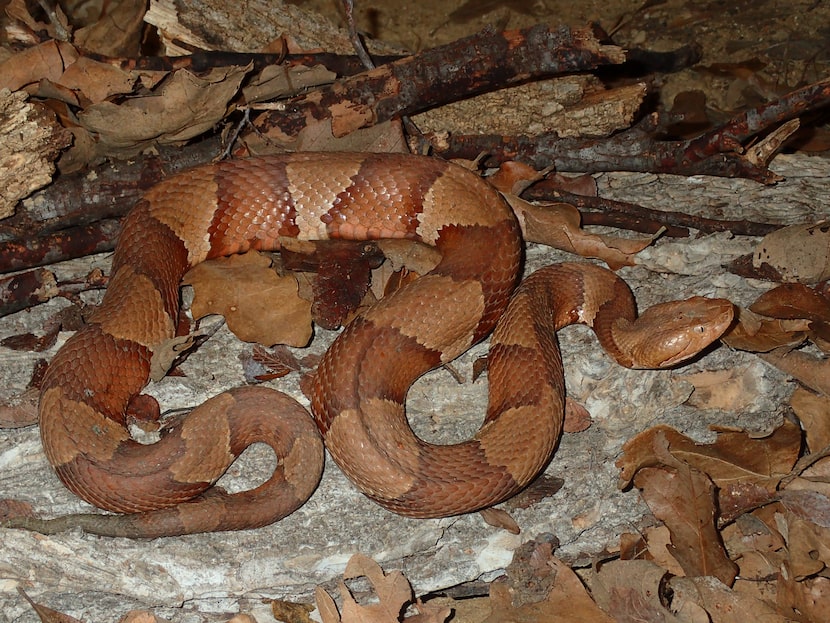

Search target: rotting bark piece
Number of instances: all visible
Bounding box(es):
[0,90,71,219]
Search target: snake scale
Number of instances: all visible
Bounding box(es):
[19,152,734,537]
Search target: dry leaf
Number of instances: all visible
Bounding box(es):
[149,334,197,382]
[640,525,686,576]
[679,367,761,411]
[316,554,450,623]
[485,558,614,623]
[563,397,592,433]
[478,507,520,534]
[0,39,78,92]
[243,63,336,103]
[753,221,830,284]
[72,0,145,56]
[618,421,801,492]
[5,0,69,40]
[669,575,788,623]
[376,240,442,275]
[57,57,138,104]
[0,387,39,428]
[18,588,85,623]
[591,559,684,623]
[78,65,249,158]
[777,572,830,622]
[633,465,738,586]
[270,598,315,623]
[749,283,830,322]
[504,194,648,269]
[778,489,830,529]
[119,611,170,623]
[184,252,312,347]
[759,348,830,396]
[246,344,304,381]
[789,387,830,453]
[721,307,808,352]
[280,238,384,329]
[783,514,830,580]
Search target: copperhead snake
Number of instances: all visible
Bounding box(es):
[15,153,735,537]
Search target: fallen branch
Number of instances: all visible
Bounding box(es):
[249,24,626,142]
[524,185,781,237]
[0,137,223,273]
[433,78,830,184]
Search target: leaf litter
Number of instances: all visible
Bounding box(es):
[2,0,830,621]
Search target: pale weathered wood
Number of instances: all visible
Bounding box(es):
[0,90,71,219]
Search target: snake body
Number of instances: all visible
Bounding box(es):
[31,153,733,536]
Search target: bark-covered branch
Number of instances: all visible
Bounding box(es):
[249,24,626,142]
[433,78,830,184]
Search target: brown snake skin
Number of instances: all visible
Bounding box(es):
[23,152,734,537]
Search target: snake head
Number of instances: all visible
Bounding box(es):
[626,297,735,368]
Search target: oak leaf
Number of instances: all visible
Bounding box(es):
[184,252,312,347]
[316,554,450,623]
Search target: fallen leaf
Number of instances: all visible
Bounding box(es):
[57,56,139,104]
[721,307,808,352]
[783,514,829,580]
[17,587,85,623]
[679,366,761,411]
[243,63,336,103]
[376,239,442,276]
[669,575,788,623]
[184,252,313,347]
[78,65,249,158]
[778,489,830,529]
[485,558,614,623]
[72,0,146,56]
[120,611,170,623]
[789,386,830,453]
[316,554,450,623]
[0,387,39,428]
[478,507,520,534]
[634,465,738,586]
[149,334,197,382]
[246,344,304,381]
[721,513,787,580]
[618,421,801,492]
[270,598,315,623]
[777,572,830,622]
[749,283,830,322]
[563,398,592,433]
[760,348,830,396]
[591,559,684,622]
[504,195,646,269]
[641,525,686,576]
[753,221,830,284]
[0,39,78,92]
[280,238,384,329]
